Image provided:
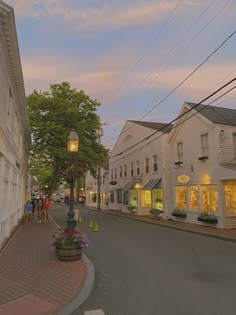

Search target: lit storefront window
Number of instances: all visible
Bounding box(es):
[225,184,236,215]
[141,190,151,207]
[190,185,199,210]
[201,185,218,212]
[152,189,163,210]
[175,186,187,209]
[129,190,137,207]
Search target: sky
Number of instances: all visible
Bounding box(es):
[6,0,236,150]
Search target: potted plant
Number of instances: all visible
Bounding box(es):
[172,208,187,218]
[150,208,163,218]
[197,211,218,224]
[52,227,89,261]
[127,205,137,213]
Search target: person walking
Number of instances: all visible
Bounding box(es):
[43,198,50,223]
[24,200,33,224]
[35,198,44,223]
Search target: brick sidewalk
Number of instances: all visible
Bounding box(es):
[0,216,87,315]
[87,207,236,242]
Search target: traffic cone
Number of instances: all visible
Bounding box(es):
[78,215,82,223]
[88,219,94,228]
[93,222,99,232]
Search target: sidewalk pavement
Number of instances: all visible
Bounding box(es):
[0,207,94,315]
[86,206,236,242]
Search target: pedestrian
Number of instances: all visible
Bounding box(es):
[35,198,44,223]
[24,200,33,224]
[31,199,36,213]
[43,198,50,223]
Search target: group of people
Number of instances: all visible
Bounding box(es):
[24,198,50,224]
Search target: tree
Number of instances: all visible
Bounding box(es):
[27,82,108,197]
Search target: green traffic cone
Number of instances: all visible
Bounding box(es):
[93,222,99,232]
[88,218,94,228]
[78,215,82,223]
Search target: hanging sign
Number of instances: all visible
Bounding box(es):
[110,181,117,185]
[177,175,190,183]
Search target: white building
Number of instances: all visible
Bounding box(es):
[0,2,31,249]
[168,102,236,228]
[109,120,172,215]
[85,160,110,208]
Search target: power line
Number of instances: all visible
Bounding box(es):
[110,83,236,165]
[104,29,236,146]
[110,76,236,161]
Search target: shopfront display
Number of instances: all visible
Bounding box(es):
[175,186,188,209]
[152,189,163,210]
[190,185,199,210]
[129,190,137,207]
[224,182,236,215]
[201,185,218,212]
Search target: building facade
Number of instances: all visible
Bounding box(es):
[0,2,31,249]
[168,102,236,228]
[109,120,172,215]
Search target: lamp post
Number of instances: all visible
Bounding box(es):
[67,130,79,231]
[97,127,103,210]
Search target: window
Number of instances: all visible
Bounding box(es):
[110,191,114,203]
[145,158,149,173]
[233,133,236,159]
[124,165,127,177]
[190,185,199,210]
[131,163,134,176]
[111,169,113,180]
[141,190,151,207]
[129,190,137,207]
[120,166,122,178]
[177,141,183,162]
[175,186,187,209]
[114,168,117,179]
[123,191,128,205]
[152,189,163,210]
[153,155,158,172]
[7,87,13,130]
[117,189,122,203]
[225,183,236,215]
[201,185,218,212]
[136,161,140,175]
[201,133,209,157]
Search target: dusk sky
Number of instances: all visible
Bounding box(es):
[7,0,236,149]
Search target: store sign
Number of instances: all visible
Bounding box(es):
[132,176,142,183]
[177,175,190,183]
[110,181,117,185]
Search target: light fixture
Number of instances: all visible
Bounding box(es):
[67,131,79,152]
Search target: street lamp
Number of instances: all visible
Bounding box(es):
[97,128,103,211]
[67,130,79,231]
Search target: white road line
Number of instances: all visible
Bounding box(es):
[84,310,105,315]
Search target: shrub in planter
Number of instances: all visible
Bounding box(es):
[197,211,218,224]
[127,205,137,212]
[150,208,163,216]
[172,208,187,218]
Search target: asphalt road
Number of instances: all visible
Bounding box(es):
[50,204,236,315]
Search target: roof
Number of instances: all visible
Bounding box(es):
[186,102,236,126]
[101,159,109,171]
[128,120,173,133]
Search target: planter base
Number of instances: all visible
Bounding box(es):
[56,246,82,261]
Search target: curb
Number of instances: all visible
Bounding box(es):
[50,214,96,315]
[83,206,236,243]
[57,254,95,315]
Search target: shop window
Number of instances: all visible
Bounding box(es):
[152,189,163,210]
[141,190,151,207]
[224,183,236,215]
[233,133,236,159]
[129,190,137,207]
[153,155,158,172]
[201,185,218,212]
[177,141,183,162]
[175,186,187,209]
[117,189,122,203]
[190,185,199,210]
[201,133,209,157]
[110,191,114,203]
[123,191,128,205]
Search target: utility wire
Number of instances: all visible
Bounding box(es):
[110,83,236,165]
[104,29,236,146]
[109,76,236,161]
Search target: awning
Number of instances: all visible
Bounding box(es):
[143,178,161,190]
[123,182,134,193]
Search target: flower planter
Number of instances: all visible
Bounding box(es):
[197,217,218,224]
[56,245,82,261]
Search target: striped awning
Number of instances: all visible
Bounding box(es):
[123,182,134,193]
[143,178,161,190]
